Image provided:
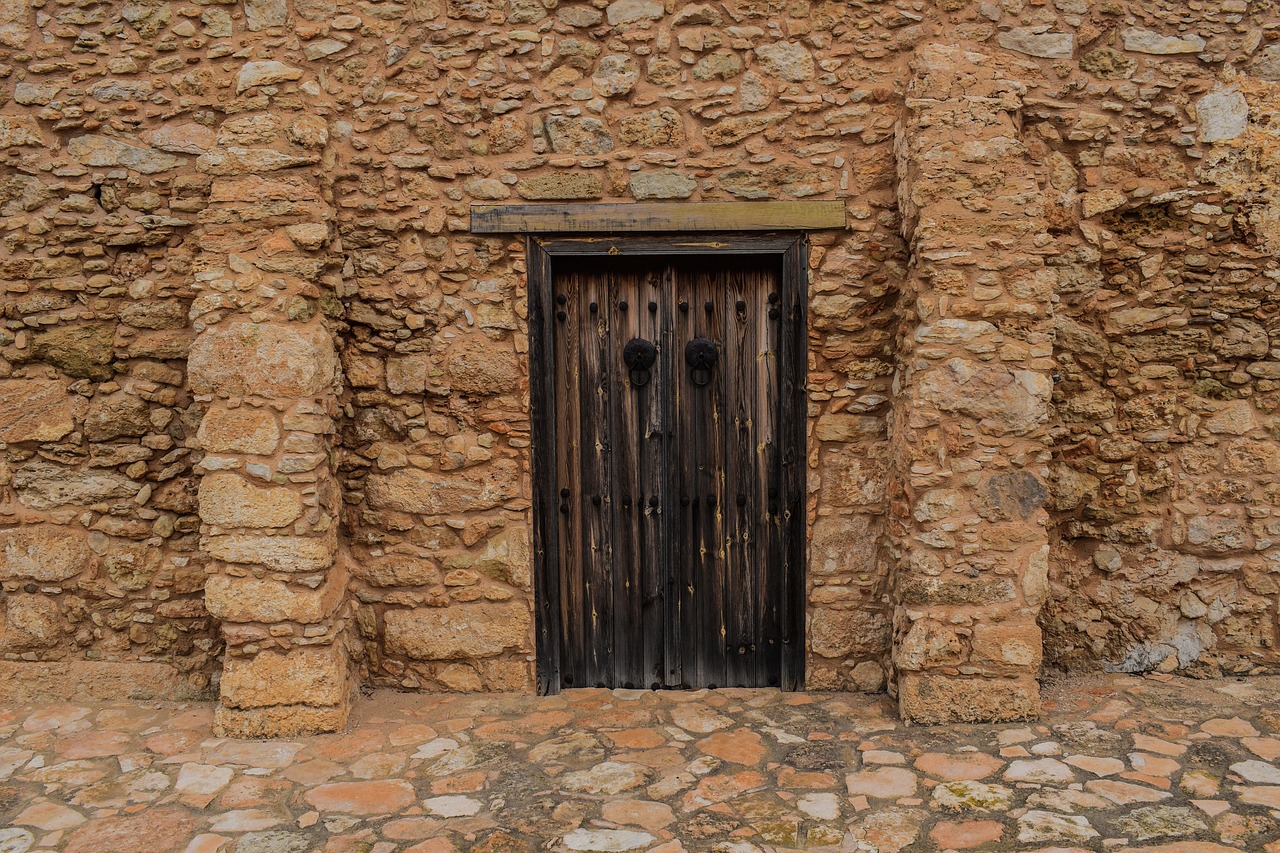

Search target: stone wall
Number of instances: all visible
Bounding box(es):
[0,0,1276,731]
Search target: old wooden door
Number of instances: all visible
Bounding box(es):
[544,252,803,691]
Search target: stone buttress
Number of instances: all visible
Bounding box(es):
[889,44,1057,723]
[187,104,355,736]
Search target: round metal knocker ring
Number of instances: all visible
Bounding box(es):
[623,337,657,388]
[685,337,717,387]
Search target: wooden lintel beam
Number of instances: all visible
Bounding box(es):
[469,201,846,234]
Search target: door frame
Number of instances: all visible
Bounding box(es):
[528,232,809,694]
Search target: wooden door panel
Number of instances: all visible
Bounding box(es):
[549,252,792,691]
[673,260,781,688]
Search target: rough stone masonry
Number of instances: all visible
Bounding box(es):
[0,0,1276,735]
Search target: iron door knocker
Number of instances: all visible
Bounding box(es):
[685,337,718,386]
[623,337,657,387]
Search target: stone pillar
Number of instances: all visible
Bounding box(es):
[187,110,353,736]
[889,44,1056,723]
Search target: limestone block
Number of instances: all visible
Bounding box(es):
[895,620,964,671]
[606,0,662,25]
[976,471,1048,522]
[215,700,348,737]
[145,123,217,154]
[1251,45,1280,81]
[203,531,336,572]
[2,594,61,650]
[386,354,435,395]
[691,48,742,81]
[384,602,532,660]
[84,393,151,442]
[1196,89,1248,143]
[0,660,209,702]
[245,0,288,31]
[199,473,303,529]
[237,62,303,95]
[197,406,280,455]
[1023,546,1050,608]
[996,29,1074,59]
[32,322,116,381]
[67,135,185,174]
[1054,315,1105,358]
[630,171,696,200]
[0,526,92,582]
[442,341,520,394]
[916,358,1051,436]
[816,447,885,508]
[14,462,136,510]
[0,115,40,148]
[899,673,1040,724]
[1213,319,1269,359]
[463,178,510,200]
[753,41,814,81]
[220,644,349,709]
[366,460,520,515]
[196,147,320,176]
[210,174,322,204]
[515,172,602,200]
[0,0,29,48]
[120,299,188,330]
[545,114,614,154]
[898,575,1017,607]
[971,621,1043,668]
[814,414,883,442]
[471,525,533,589]
[1184,515,1251,555]
[351,554,440,588]
[103,542,162,591]
[1203,400,1256,436]
[704,112,788,147]
[810,515,880,577]
[810,610,890,659]
[592,54,639,97]
[0,380,85,443]
[205,567,346,623]
[188,320,337,399]
[914,318,998,346]
[618,108,685,147]
[1121,28,1206,55]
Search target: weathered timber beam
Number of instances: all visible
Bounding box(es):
[470,201,846,234]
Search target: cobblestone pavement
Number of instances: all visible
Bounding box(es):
[3,674,1280,852]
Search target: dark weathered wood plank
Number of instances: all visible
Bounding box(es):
[529,240,560,695]
[780,238,809,690]
[472,201,845,234]
[538,233,800,257]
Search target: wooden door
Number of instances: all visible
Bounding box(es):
[546,254,800,690]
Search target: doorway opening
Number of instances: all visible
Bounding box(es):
[528,234,807,693]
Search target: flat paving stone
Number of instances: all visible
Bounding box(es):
[0,674,1279,850]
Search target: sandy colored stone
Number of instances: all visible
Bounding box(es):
[13,462,136,510]
[214,701,348,738]
[384,602,532,660]
[203,531,336,572]
[67,135,185,174]
[189,320,337,399]
[204,569,346,623]
[0,380,83,443]
[900,673,1039,724]
[197,406,280,455]
[220,645,349,709]
[515,172,602,200]
[198,473,303,529]
[365,460,519,515]
[916,358,1051,436]
[0,525,93,582]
